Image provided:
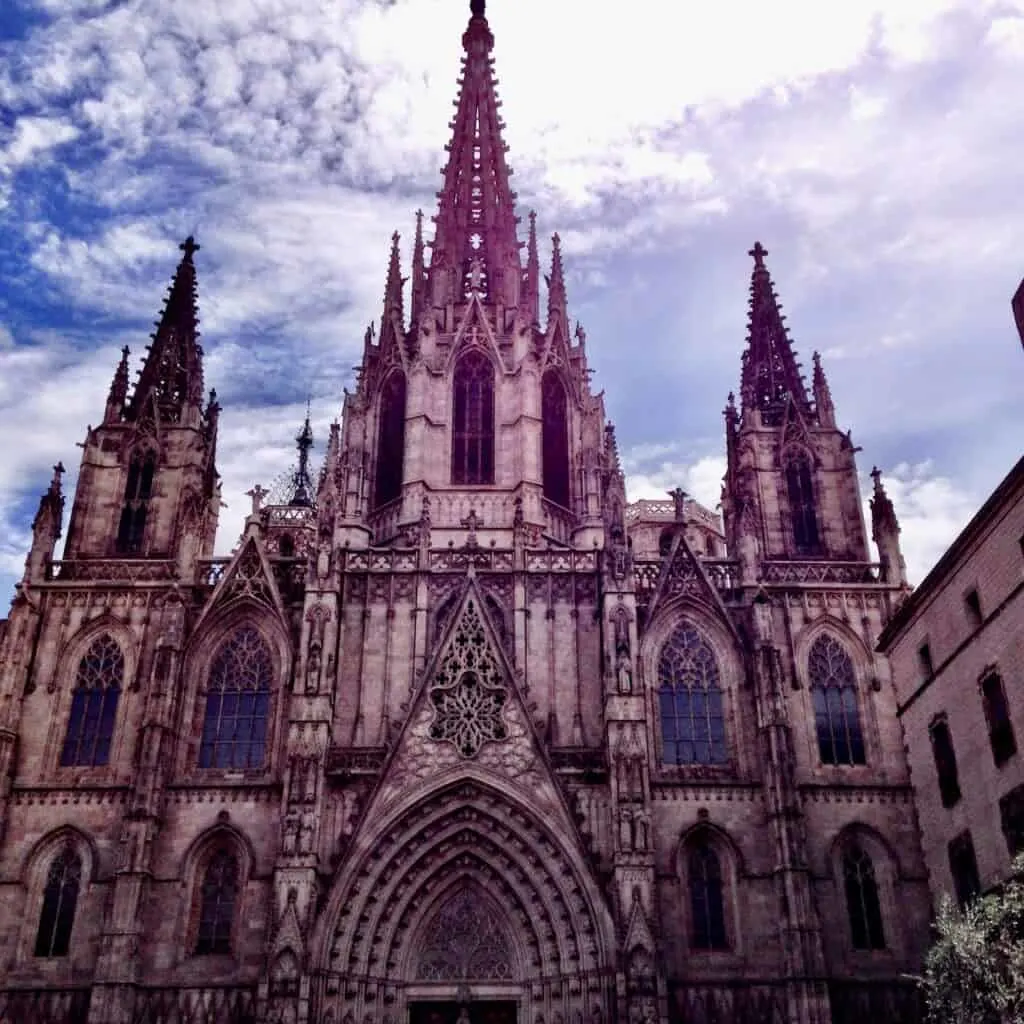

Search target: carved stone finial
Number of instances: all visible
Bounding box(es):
[668,487,687,521]
[180,235,200,259]
[749,240,767,267]
[246,484,269,515]
[470,0,485,17]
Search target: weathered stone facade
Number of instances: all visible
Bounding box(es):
[878,455,1024,906]
[0,4,932,1023]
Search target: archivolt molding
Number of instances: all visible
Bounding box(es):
[791,615,876,686]
[315,779,613,982]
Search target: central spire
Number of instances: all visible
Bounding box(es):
[429,0,521,309]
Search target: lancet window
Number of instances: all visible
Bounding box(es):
[809,634,865,766]
[541,370,570,509]
[785,455,820,554]
[116,450,156,554]
[658,623,727,766]
[374,370,407,508]
[686,836,728,950]
[194,849,239,955]
[452,350,495,485]
[60,633,124,768]
[199,626,272,771]
[842,842,886,950]
[34,848,82,958]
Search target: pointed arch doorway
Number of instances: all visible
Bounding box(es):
[407,886,521,1024]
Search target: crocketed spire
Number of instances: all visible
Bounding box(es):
[128,236,204,423]
[739,242,810,426]
[428,0,521,308]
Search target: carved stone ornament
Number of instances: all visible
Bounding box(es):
[428,599,508,758]
[416,888,515,981]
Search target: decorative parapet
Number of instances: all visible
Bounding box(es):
[46,559,176,583]
[325,746,388,779]
[761,561,880,585]
[625,497,722,531]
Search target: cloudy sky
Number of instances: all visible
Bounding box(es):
[1,0,1022,607]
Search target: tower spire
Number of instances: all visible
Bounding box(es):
[740,242,810,425]
[524,210,540,326]
[104,345,131,424]
[289,403,315,508]
[812,350,835,427]
[546,232,568,337]
[129,236,204,424]
[429,0,521,309]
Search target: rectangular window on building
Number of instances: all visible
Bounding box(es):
[964,589,982,628]
[980,672,1017,767]
[1000,785,1024,857]
[948,831,981,908]
[918,642,934,680]
[929,716,961,809]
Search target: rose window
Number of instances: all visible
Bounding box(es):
[430,671,508,758]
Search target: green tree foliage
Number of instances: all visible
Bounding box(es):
[920,855,1024,1024]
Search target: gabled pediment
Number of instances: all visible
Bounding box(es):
[447,292,504,371]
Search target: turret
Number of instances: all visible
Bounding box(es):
[23,463,65,584]
[870,467,908,587]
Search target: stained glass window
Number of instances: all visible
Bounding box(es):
[452,351,495,485]
[541,370,570,509]
[687,838,728,950]
[374,370,407,508]
[658,623,727,766]
[116,450,156,554]
[194,849,238,955]
[199,626,272,770]
[785,457,819,554]
[34,848,82,957]
[809,635,865,766]
[60,634,123,768]
[842,843,886,950]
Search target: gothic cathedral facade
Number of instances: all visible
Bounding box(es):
[0,4,931,1023]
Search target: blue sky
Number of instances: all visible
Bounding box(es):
[1,0,1022,607]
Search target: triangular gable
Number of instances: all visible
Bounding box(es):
[779,395,814,462]
[644,533,743,647]
[193,530,287,634]
[538,314,571,373]
[269,888,306,959]
[447,292,504,370]
[623,888,656,956]
[358,576,581,836]
[378,311,410,374]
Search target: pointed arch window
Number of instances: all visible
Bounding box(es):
[686,836,729,950]
[541,370,570,509]
[199,626,272,770]
[842,843,886,950]
[658,623,727,766]
[374,370,407,508]
[452,350,495,485]
[809,634,865,766]
[194,849,239,955]
[785,455,820,554]
[116,450,156,554]
[34,848,82,958]
[60,634,123,767]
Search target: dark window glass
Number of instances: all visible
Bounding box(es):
[541,371,570,509]
[59,634,123,767]
[658,623,727,766]
[374,370,407,508]
[999,785,1024,857]
[194,849,238,955]
[964,589,982,628]
[981,673,1017,767]
[948,831,981,908]
[842,843,886,950]
[929,717,961,808]
[687,839,728,950]
[199,626,272,771]
[785,457,819,554]
[116,451,156,553]
[451,351,495,485]
[809,635,865,766]
[34,848,82,957]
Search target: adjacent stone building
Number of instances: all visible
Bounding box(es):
[877,456,1024,908]
[0,3,933,1022]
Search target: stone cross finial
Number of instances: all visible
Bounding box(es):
[668,487,688,521]
[749,241,767,268]
[246,484,269,515]
[180,235,200,259]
